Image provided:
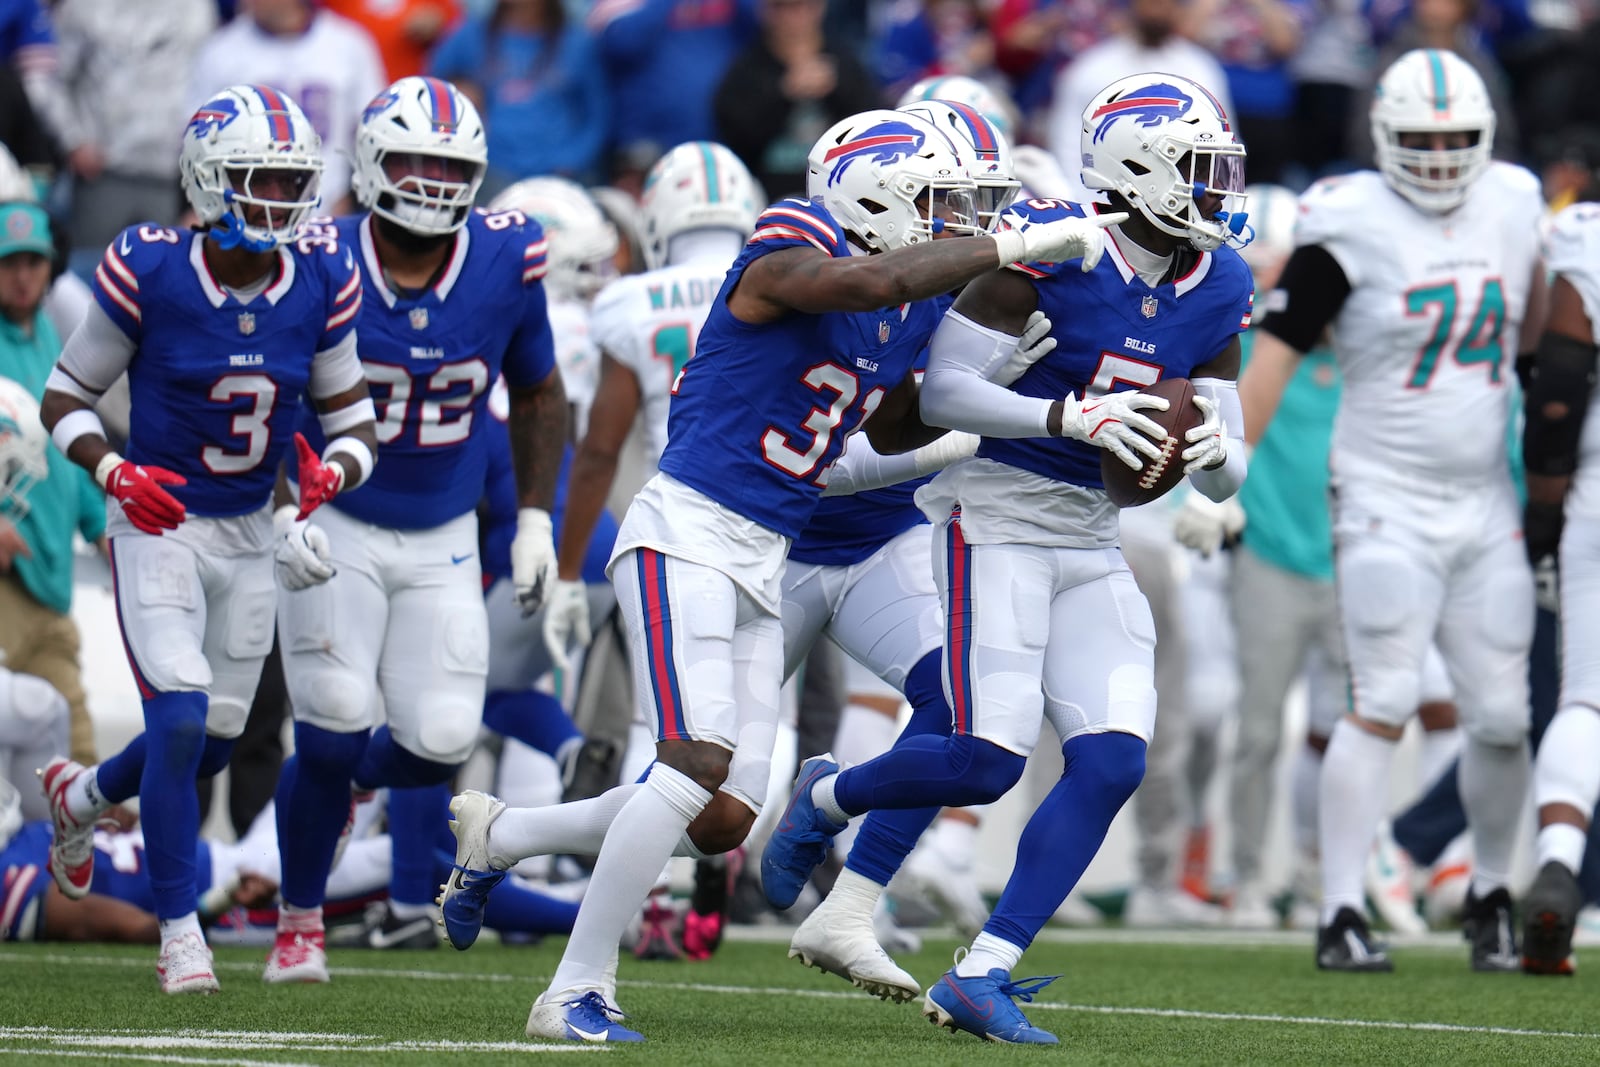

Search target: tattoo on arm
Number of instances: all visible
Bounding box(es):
[509,370,568,511]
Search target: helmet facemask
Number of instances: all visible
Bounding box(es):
[1374,126,1492,213]
[1121,137,1250,252]
[209,158,322,252]
[853,174,981,252]
[370,149,485,237]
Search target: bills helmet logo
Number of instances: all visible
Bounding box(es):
[1090,83,1193,143]
[187,97,240,140]
[362,89,400,126]
[822,121,926,185]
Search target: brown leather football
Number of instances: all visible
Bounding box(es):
[1099,377,1204,508]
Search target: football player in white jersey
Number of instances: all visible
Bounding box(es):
[1521,196,1600,974]
[1241,49,1547,972]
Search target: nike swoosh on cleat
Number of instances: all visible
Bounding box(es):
[367,918,435,948]
[565,1025,608,1042]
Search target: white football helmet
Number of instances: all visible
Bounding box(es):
[639,141,762,270]
[897,75,1020,141]
[353,76,487,236]
[490,177,619,301]
[1081,73,1248,252]
[807,109,978,253]
[1371,49,1495,213]
[0,376,47,521]
[0,143,33,203]
[180,84,323,253]
[897,99,1021,234]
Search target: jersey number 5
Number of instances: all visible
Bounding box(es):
[761,363,885,482]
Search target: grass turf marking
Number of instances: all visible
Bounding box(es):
[3,950,1594,1044]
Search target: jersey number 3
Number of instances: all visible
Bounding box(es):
[761,363,885,482]
[202,373,276,474]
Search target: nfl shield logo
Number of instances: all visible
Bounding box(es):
[1140,295,1159,319]
[410,307,429,330]
[237,312,255,335]
[878,320,890,344]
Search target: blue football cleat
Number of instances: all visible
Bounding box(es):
[761,754,846,909]
[526,991,644,1043]
[923,966,1062,1044]
[438,791,508,950]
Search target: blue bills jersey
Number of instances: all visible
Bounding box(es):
[88,224,363,517]
[294,210,557,530]
[1,822,213,940]
[977,199,1254,489]
[657,198,940,539]
[788,292,955,565]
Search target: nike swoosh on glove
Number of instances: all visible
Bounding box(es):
[1057,390,1168,471]
[512,507,558,617]
[103,461,187,534]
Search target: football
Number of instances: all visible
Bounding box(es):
[1099,377,1205,508]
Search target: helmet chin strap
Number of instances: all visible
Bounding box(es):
[209,206,277,254]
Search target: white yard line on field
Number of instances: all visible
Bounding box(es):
[0,1051,319,1067]
[2,949,1593,1044]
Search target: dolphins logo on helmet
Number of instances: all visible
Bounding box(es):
[1089,82,1194,144]
[187,97,240,140]
[822,120,927,185]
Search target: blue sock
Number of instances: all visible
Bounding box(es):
[845,651,949,886]
[139,690,210,920]
[482,689,582,759]
[982,732,1146,951]
[95,733,147,804]
[433,848,580,934]
[354,726,458,790]
[389,784,451,908]
[277,722,369,910]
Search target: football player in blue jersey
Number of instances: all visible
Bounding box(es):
[35,84,379,995]
[763,74,1254,1044]
[441,106,1121,1044]
[264,76,566,983]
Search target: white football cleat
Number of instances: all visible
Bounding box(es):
[1051,893,1104,927]
[789,901,920,1002]
[526,990,642,1042]
[263,929,329,984]
[1124,885,1224,927]
[1365,820,1427,936]
[901,837,989,937]
[1228,882,1279,930]
[38,757,95,899]
[158,931,220,995]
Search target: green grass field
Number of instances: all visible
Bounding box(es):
[1,930,1594,1065]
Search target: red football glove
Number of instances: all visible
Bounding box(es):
[294,432,345,520]
[104,461,187,534]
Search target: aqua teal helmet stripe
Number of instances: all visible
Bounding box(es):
[698,142,720,203]
[1427,50,1448,114]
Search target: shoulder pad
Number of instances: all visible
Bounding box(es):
[749,198,847,257]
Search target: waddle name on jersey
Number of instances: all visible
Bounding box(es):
[648,279,717,310]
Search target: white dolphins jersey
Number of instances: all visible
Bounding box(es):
[1546,201,1600,477]
[589,252,732,470]
[1299,163,1544,483]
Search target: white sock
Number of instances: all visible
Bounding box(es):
[1537,822,1588,875]
[488,784,641,868]
[1318,720,1398,926]
[1290,745,1322,856]
[811,773,850,825]
[1418,727,1461,793]
[1534,706,1600,821]
[834,703,900,767]
[1460,735,1529,897]
[159,912,203,945]
[955,931,1024,977]
[278,903,322,933]
[545,763,711,1000]
[819,867,885,924]
[66,767,110,823]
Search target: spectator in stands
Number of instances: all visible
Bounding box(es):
[714,0,880,199]
[431,0,611,194]
[1291,0,1374,180]
[991,0,1119,123]
[1184,0,1313,184]
[0,0,74,158]
[1048,0,1232,197]
[590,0,757,195]
[324,0,460,81]
[52,0,216,270]
[1347,0,1520,163]
[0,203,104,766]
[874,0,998,100]
[188,0,385,211]
[0,65,57,202]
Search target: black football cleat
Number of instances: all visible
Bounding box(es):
[1522,861,1582,976]
[1316,906,1394,972]
[1464,886,1519,972]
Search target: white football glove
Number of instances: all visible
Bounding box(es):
[273,506,334,591]
[1057,391,1168,471]
[1173,492,1246,557]
[992,210,1128,272]
[991,310,1056,387]
[512,507,558,617]
[1181,394,1227,474]
[542,578,592,674]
